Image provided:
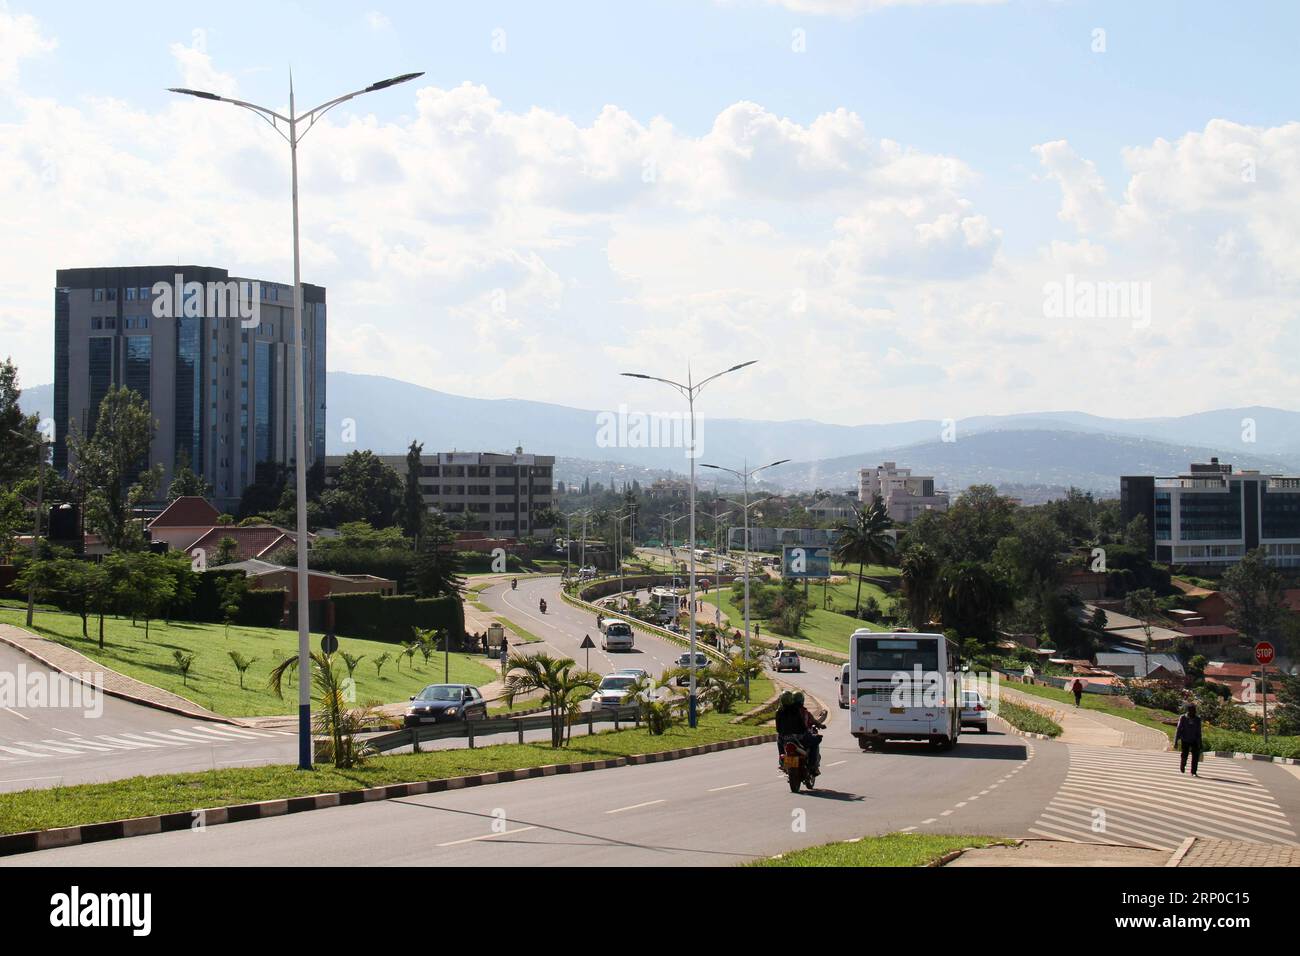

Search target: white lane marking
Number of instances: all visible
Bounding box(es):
[121,732,189,748]
[51,727,77,736]
[0,775,65,784]
[606,799,666,814]
[186,725,262,740]
[900,826,918,832]
[161,728,235,744]
[826,760,847,767]
[42,738,114,753]
[0,744,53,758]
[707,783,748,793]
[2,707,29,720]
[95,734,160,749]
[940,810,954,816]
[436,826,538,847]
[921,818,937,825]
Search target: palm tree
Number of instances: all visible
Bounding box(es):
[268,651,397,768]
[900,544,942,628]
[623,670,681,735]
[502,652,600,748]
[832,495,896,616]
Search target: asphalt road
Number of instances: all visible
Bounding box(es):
[8,576,1300,864]
[0,642,296,792]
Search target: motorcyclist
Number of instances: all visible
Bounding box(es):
[775,691,803,766]
[511,578,518,590]
[791,691,825,773]
[539,598,547,613]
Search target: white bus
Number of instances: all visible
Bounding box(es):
[848,629,961,751]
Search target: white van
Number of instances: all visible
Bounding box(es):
[601,621,635,652]
[838,662,850,709]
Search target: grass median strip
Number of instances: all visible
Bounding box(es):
[0,712,762,836]
[750,832,1012,867]
[995,699,1062,737]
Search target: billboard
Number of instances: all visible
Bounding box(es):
[782,545,831,579]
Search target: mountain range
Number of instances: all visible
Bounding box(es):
[18,373,1300,497]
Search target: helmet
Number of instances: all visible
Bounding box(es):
[779,691,794,708]
[793,692,805,707]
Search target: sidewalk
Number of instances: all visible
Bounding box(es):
[946,837,1300,867]
[1000,685,1169,750]
[0,621,232,723]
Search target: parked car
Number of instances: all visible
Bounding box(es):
[590,674,639,708]
[960,690,989,733]
[404,684,487,727]
[838,662,850,709]
[673,652,710,686]
[774,650,801,673]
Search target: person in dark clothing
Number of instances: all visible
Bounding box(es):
[774,692,802,766]
[1070,678,1083,708]
[1175,702,1203,776]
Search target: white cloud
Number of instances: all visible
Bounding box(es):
[365,11,392,31]
[0,3,56,90]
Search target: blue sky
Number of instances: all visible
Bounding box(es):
[2,0,1298,424]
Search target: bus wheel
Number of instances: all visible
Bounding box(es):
[858,737,871,751]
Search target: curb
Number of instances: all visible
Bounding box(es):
[0,631,238,726]
[929,838,1026,867]
[1205,750,1300,765]
[0,732,777,859]
[993,716,1059,741]
[1166,835,1197,867]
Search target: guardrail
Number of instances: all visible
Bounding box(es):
[362,703,648,754]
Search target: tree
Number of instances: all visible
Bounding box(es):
[411,513,465,598]
[216,573,247,637]
[503,652,600,748]
[117,551,177,640]
[832,495,895,616]
[1223,548,1286,650]
[1123,513,1152,554]
[228,651,256,689]
[172,650,195,686]
[67,385,160,551]
[268,652,396,768]
[1124,587,1160,677]
[167,453,212,501]
[0,357,42,488]
[900,544,942,629]
[372,652,392,678]
[401,440,425,543]
[939,561,1015,644]
[213,536,239,567]
[319,450,403,529]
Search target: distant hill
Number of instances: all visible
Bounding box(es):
[18,372,1300,496]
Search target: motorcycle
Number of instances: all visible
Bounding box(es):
[511,578,518,590]
[779,711,826,793]
[539,599,547,614]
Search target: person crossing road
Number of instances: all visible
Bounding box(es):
[1175,701,1203,776]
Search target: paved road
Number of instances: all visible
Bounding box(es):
[0,643,296,792]
[9,576,1300,864]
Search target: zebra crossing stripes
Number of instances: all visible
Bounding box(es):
[0,725,293,763]
[1029,744,1300,850]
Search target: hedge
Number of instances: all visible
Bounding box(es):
[235,587,287,629]
[330,592,465,645]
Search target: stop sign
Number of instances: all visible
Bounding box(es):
[1255,642,1275,666]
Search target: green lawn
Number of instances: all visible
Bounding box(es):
[750,833,1011,867]
[0,710,763,836]
[0,608,498,719]
[1007,679,1300,758]
[702,589,886,655]
[830,561,900,578]
[996,699,1062,737]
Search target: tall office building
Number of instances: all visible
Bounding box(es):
[1121,458,1300,569]
[54,266,326,510]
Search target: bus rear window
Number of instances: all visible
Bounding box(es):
[856,638,939,672]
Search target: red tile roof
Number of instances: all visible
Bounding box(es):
[149,496,221,528]
[184,526,304,563]
[1175,625,1239,638]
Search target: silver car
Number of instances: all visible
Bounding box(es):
[960,690,989,733]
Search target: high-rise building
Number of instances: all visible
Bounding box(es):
[1121,458,1300,569]
[54,266,326,510]
[324,447,555,537]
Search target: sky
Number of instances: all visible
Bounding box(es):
[1,0,1298,427]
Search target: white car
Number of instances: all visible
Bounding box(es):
[960,690,989,733]
[838,662,850,709]
[614,667,649,680]
[774,650,801,673]
[601,621,635,651]
[590,674,638,708]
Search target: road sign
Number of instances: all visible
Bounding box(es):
[580,634,595,670]
[1255,642,1275,666]
[782,545,831,579]
[321,633,338,654]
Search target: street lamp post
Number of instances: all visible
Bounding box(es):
[621,361,756,727]
[170,70,423,771]
[9,428,49,628]
[701,459,788,699]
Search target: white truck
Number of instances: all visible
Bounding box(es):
[601,620,635,651]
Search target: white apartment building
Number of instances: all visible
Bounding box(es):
[858,461,950,524]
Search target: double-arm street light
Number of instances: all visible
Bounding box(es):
[700,459,788,697]
[170,70,423,771]
[9,428,50,628]
[620,361,756,727]
[564,510,591,580]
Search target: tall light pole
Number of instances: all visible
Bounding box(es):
[621,361,756,727]
[170,70,424,771]
[701,459,788,699]
[9,428,49,628]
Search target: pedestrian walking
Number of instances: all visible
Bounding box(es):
[1070,678,1083,708]
[1174,702,1203,776]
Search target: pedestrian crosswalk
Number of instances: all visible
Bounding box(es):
[1029,744,1300,850]
[0,724,295,764]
